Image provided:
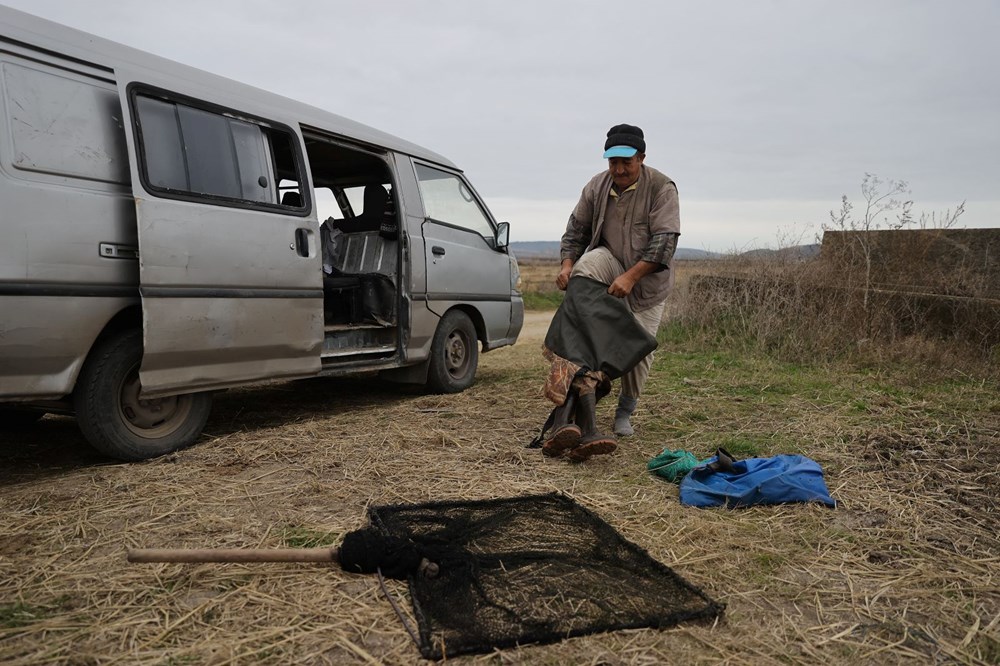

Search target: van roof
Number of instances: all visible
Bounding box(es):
[0,6,459,170]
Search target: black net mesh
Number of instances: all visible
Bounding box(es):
[369,492,724,659]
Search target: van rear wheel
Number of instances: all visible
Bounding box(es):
[426,310,479,393]
[74,329,212,461]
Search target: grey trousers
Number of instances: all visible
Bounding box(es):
[569,247,665,399]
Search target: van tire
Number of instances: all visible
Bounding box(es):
[74,329,213,461]
[426,310,479,393]
[0,408,45,428]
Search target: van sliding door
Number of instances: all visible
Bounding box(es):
[115,70,322,396]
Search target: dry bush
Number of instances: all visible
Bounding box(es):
[515,257,562,295]
[820,228,1000,346]
[672,234,1000,374]
[514,257,565,310]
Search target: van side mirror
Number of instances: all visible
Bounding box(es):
[495,221,510,250]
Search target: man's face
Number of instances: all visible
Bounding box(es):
[608,153,645,191]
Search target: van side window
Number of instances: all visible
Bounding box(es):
[1,60,128,184]
[133,94,304,209]
[414,164,493,238]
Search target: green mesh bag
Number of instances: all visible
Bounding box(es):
[648,448,702,483]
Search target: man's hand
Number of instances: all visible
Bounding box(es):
[607,273,638,298]
[607,260,660,298]
[556,259,574,291]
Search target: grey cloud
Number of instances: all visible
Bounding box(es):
[4,0,997,243]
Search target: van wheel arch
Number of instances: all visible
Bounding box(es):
[426,308,481,394]
[73,328,212,461]
[455,305,488,348]
[93,305,143,347]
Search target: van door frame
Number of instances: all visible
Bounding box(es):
[300,129,410,366]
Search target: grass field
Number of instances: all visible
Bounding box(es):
[1,262,998,664]
[517,256,715,313]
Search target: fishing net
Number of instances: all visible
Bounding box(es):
[369,492,723,659]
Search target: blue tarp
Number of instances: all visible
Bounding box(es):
[679,454,836,508]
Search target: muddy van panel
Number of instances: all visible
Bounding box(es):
[0,296,136,399]
[0,46,138,400]
[114,72,324,396]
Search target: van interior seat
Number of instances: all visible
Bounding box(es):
[280,191,303,207]
[334,231,397,277]
[335,184,389,233]
[322,183,398,279]
[320,226,399,327]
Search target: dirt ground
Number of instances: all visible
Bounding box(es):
[2,310,999,665]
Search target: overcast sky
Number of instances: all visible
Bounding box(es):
[4,0,998,250]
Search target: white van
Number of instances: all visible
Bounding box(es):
[0,7,523,460]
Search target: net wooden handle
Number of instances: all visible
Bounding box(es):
[127,547,340,563]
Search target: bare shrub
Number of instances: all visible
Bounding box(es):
[673,252,837,358]
[671,176,998,374]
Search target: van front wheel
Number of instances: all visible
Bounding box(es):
[74,329,213,461]
[426,310,479,393]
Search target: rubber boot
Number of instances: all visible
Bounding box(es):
[566,391,617,462]
[613,395,638,437]
[542,389,581,457]
[707,447,737,473]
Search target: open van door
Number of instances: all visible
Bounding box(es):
[115,69,323,396]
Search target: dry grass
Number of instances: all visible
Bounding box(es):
[2,308,999,664]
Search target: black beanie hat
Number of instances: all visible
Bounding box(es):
[604,124,646,153]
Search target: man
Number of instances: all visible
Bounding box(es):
[557,123,680,437]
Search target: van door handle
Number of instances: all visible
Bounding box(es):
[431,246,446,257]
[294,228,311,258]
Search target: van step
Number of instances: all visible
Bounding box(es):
[320,345,396,359]
[322,325,397,357]
[324,323,392,332]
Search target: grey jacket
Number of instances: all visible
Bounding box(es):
[560,165,680,310]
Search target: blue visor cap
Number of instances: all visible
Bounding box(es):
[603,145,638,159]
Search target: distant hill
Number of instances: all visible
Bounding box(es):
[739,244,821,260]
[508,241,563,258]
[509,241,820,261]
[675,248,724,260]
[509,241,721,261]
